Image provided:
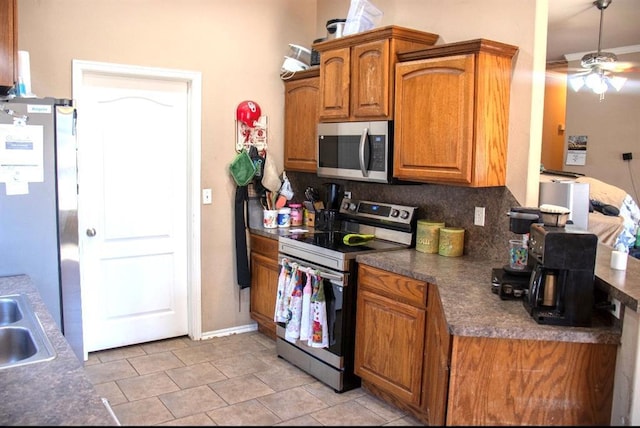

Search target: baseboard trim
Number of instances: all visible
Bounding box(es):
[199,322,258,341]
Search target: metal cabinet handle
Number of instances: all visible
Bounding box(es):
[86,228,96,237]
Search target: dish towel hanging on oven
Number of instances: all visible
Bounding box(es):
[274,259,295,323]
[284,266,304,342]
[299,272,313,341]
[307,270,329,348]
[274,259,328,348]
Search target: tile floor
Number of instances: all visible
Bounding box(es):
[84,331,425,426]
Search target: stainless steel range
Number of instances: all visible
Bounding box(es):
[276,198,417,392]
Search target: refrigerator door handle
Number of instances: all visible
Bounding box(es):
[86,228,96,237]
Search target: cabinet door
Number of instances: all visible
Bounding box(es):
[318,47,350,121]
[422,284,451,425]
[284,75,319,172]
[0,0,16,88]
[355,288,426,405]
[249,235,279,339]
[393,54,475,184]
[351,39,391,119]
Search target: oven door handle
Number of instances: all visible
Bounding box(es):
[280,256,347,285]
[358,127,369,177]
[299,265,343,283]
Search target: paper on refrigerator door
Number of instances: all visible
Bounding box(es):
[0,124,44,185]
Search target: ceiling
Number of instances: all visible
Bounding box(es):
[546,0,640,62]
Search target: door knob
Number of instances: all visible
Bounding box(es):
[86,228,97,237]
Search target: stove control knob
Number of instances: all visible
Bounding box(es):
[342,201,350,210]
[390,209,399,217]
[348,202,357,211]
[400,210,410,219]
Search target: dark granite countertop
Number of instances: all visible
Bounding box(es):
[250,225,317,240]
[0,275,118,426]
[356,248,626,345]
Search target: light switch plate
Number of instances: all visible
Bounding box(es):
[474,207,485,226]
[202,188,212,204]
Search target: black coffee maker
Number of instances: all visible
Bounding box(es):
[523,223,598,327]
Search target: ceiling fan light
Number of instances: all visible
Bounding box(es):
[609,76,627,91]
[569,76,585,92]
[585,72,602,89]
[593,80,609,95]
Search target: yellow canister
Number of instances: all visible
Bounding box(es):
[438,227,465,257]
[416,220,445,253]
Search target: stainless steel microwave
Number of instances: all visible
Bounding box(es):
[317,121,393,184]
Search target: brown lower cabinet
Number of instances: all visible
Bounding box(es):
[355,264,617,426]
[249,233,279,339]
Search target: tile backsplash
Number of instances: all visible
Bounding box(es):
[286,171,521,261]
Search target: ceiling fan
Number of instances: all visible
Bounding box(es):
[569,0,632,98]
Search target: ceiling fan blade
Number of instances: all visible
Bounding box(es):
[605,61,640,73]
[565,67,592,75]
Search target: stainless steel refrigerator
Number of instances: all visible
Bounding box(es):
[0,97,83,360]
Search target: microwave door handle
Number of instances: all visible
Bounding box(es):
[359,127,369,177]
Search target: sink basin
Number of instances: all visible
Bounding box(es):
[0,327,38,363]
[0,297,23,325]
[0,294,56,370]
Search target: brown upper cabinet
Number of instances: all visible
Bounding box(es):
[282,68,320,173]
[313,26,438,122]
[394,39,518,187]
[0,0,17,88]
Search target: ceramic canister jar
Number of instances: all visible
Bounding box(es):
[415,220,445,254]
[277,207,291,228]
[438,227,465,257]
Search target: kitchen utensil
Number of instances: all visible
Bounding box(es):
[305,187,320,202]
[326,18,346,39]
[342,233,375,246]
[286,44,312,66]
[275,194,287,209]
[315,209,338,231]
[303,200,315,212]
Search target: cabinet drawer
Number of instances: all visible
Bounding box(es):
[358,264,427,307]
[250,233,278,259]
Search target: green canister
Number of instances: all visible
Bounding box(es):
[416,220,445,253]
[438,227,465,257]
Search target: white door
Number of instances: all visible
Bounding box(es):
[73,61,202,356]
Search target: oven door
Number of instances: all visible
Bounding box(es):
[276,254,352,359]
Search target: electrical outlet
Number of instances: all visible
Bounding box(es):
[609,297,622,319]
[344,191,352,199]
[202,188,212,204]
[474,207,485,226]
[622,152,633,161]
